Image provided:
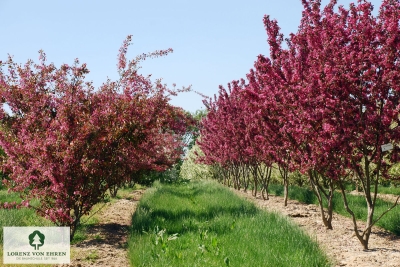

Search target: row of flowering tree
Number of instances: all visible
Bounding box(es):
[0,36,194,239]
[198,0,400,249]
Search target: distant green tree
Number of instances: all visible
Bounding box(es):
[183,109,207,151]
[180,143,214,180]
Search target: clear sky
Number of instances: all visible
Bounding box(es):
[1,0,382,113]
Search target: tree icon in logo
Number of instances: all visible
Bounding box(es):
[29,230,45,250]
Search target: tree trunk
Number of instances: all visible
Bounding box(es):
[252,164,258,197]
[308,169,334,230]
[109,184,119,198]
[261,165,272,201]
[279,165,289,206]
[283,176,288,206]
[69,206,82,241]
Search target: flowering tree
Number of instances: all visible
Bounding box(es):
[249,2,345,228]
[0,36,193,239]
[198,79,275,198]
[296,0,400,249]
[198,0,400,249]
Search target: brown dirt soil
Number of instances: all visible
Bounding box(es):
[234,189,400,267]
[55,189,144,267]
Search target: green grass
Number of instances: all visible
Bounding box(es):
[0,189,54,267]
[268,184,400,235]
[377,185,400,195]
[128,180,331,267]
[0,187,112,243]
[0,189,22,203]
[0,190,54,242]
[341,183,400,195]
[0,184,137,246]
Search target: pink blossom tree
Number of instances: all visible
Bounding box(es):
[0,36,193,239]
[295,0,400,249]
[198,0,400,249]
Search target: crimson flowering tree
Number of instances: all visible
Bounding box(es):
[250,0,400,247]
[294,0,400,249]
[0,36,193,239]
[199,78,275,198]
[199,82,246,188]
[198,0,400,249]
[94,67,191,196]
[244,16,302,206]
[251,2,345,228]
[199,83,239,187]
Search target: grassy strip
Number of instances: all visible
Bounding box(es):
[128,180,331,267]
[268,184,400,235]
[343,183,400,195]
[0,190,54,267]
[376,185,400,196]
[0,190,54,242]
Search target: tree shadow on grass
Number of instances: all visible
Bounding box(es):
[130,186,259,236]
[153,184,224,199]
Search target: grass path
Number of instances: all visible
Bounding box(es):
[128,181,330,267]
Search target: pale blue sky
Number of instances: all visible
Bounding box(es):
[1,0,381,112]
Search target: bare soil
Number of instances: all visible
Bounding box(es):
[234,189,400,267]
[55,189,144,267]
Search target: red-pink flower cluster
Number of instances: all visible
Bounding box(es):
[0,199,29,210]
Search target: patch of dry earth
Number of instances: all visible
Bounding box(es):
[55,190,144,267]
[234,189,400,267]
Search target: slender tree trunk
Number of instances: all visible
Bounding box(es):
[252,163,258,197]
[260,164,272,200]
[70,206,82,241]
[242,164,249,192]
[308,169,334,230]
[279,165,289,206]
[283,174,288,206]
[109,184,119,198]
[339,181,369,249]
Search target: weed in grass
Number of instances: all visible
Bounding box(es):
[85,250,99,262]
